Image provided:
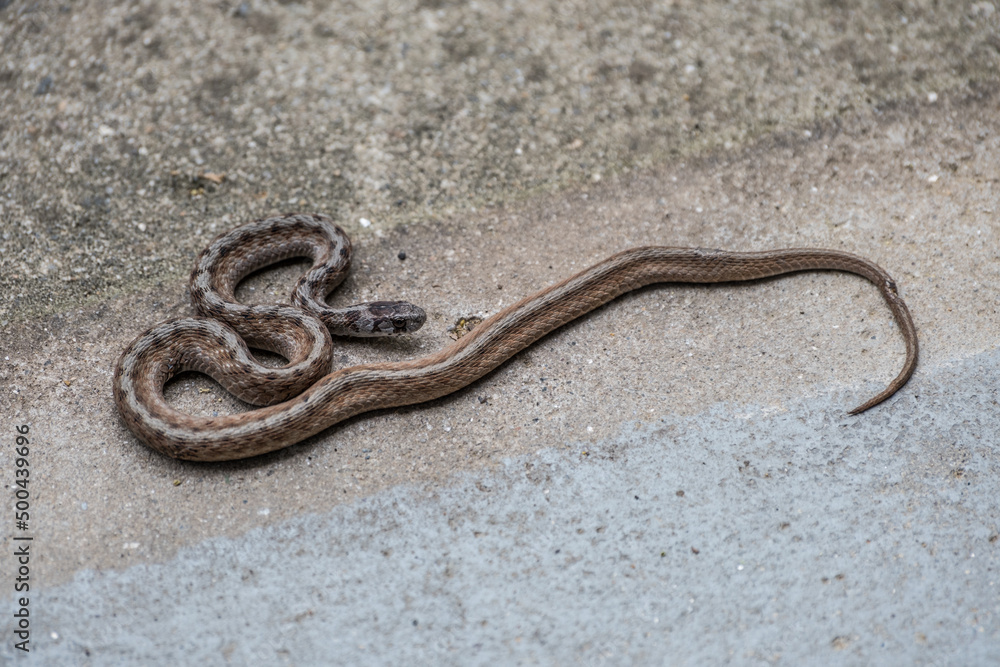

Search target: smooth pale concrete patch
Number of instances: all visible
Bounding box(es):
[2,348,997,665]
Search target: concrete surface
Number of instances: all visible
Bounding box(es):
[2,351,999,664]
[1,0,999,665]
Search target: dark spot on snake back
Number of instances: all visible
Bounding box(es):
[398,251,406,260]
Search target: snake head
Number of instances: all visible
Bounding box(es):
[355,301,427,336]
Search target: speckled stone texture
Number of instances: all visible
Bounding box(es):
[1,0,998,663]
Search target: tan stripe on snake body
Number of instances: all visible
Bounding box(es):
[114,215,918,462]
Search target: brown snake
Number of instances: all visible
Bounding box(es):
[114,213,918,462]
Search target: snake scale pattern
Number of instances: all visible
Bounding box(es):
[113,214,918,461]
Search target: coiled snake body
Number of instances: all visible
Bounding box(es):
[113,213,918,461]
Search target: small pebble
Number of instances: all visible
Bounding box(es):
[34,75,53,96]
[397,251,407,260]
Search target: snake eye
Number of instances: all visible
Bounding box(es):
[392,317,407,329]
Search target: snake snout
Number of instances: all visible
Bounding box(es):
[366,301,427,335]
[391,302,427,334]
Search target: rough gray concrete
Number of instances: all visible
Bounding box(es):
[1,0,999,664]
[2,351,998,665]
[3,0,999,324]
